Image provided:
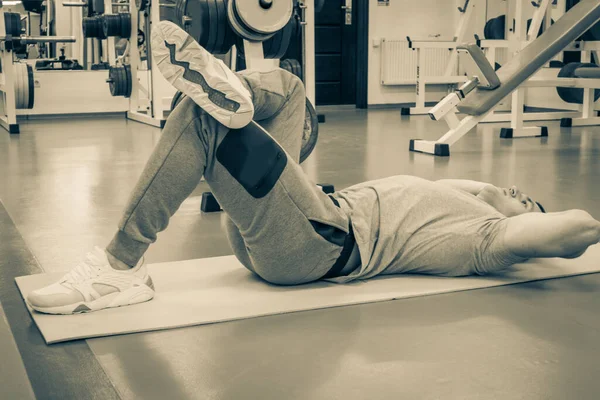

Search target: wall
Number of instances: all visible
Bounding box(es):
[368,0,479,106]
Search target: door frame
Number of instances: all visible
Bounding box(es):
[355,0,369,109]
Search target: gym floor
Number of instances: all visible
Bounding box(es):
[1,108,600,399]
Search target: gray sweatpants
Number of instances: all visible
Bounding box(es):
[106,69,350,285]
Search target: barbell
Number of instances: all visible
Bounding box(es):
[0,35,76,52]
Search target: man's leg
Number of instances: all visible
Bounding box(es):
[223,68,306,274]
[27,24,351,314]
[111,22,351,286]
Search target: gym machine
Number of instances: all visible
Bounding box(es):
[478,0,600,135]
[0,4,76,134]
[476,0,580,125]
[399,0,476,116]
[410,0,600,156]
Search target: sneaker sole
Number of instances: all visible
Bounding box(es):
[152,21,254,129]
[29,285,155,315]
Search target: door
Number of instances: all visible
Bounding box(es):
[314,0,357,105]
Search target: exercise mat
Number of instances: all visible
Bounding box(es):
[16,245,600,344]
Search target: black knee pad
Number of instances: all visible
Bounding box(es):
[216,121,287,198]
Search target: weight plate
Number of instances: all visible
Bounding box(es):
[227,0,272,42]
[261,28,275,57]
[108,66,117,96]
[185,0,211,47]
[98,16,107,39]
[19,63,27,109]
[175,0,184,27]
[300,98,319,163]
[170,90,185,111]
[264,15,294,59]
[27,64,34,109]
[20,63,26,109]
[82,18,91,37]
[483,18,493,40]
[124,64,132,98]
[557,62,600,104]
[280,59,291,73]
[221,0,237,54]
[288,59,301,78]
[213,0,227,54]
[115,66,122,96]
[120,13,131,38]
[21,63,28,110]
[111,66,119,96]
[120,66,127,96]
[90,16,100,38]
[4,13,15,36]
[491,15,506,40]
[233,0,293,35]
[103,14,117,37]
[20,63,27,110]
[205,0,218,53]
[15,12,22,35]
[14,63,22,109]
[179,0,188,29]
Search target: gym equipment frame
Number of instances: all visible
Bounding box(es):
[0,5,75,134]
[410,0,600,156]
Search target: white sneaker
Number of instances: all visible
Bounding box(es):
[152,20,254,129]
[27,247,155,315]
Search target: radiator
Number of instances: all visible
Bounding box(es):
[380,39,453,85]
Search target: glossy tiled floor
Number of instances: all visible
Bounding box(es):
[1,108,600,399]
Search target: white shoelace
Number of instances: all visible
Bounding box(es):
[62,252,104,287]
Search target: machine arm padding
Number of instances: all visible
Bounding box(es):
[457,43,501,90]
[457,0,600,116]
[574,67,600,78]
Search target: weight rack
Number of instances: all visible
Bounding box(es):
[0,4,75,134]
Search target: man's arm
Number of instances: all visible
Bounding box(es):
[436,179,493,195]
[503,210,600,259]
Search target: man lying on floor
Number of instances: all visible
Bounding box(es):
[27,21,600,315]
